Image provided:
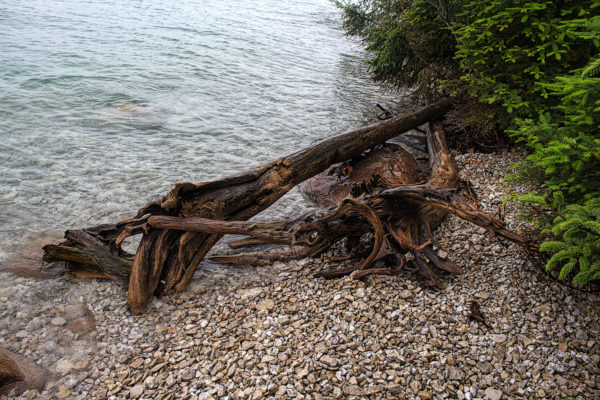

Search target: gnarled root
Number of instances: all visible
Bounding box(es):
[40,102,537,313]
[42,100,456,313]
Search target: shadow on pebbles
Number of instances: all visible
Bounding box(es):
[1,151,599,400]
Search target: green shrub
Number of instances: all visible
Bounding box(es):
[334,0,463,95]
[520,193,600,285]
[514,75,600,201]
[453,0,598,128]
[542,198,600,285]
[512,18,600,284]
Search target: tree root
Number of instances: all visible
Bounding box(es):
[39,100,537,314]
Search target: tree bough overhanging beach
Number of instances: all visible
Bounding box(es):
[42,99,536,314]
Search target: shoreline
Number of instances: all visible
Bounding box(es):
[1,150,599,399]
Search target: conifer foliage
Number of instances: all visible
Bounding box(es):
[334,0,462,94]
[512,17,600,284]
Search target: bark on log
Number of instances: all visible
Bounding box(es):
[44,99,455,313]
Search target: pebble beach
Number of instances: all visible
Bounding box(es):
[1,150,599,399]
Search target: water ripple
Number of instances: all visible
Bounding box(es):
[0,0,404,260]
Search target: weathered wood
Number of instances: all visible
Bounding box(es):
[44,100,456,313]
[149,182,534,281]
[206,119,534,285]
[380,184,538,250]
[43,229,132,281]
[42,98,537,313]
[138,119,531,286]
[209,246,316,266]
[300,143,425,208]
[0,348,49,396]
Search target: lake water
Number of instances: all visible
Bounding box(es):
[0,0,404,263]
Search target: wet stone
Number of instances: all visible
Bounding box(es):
[50,317,66,326]
[55,359,73,375]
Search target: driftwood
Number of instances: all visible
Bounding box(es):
[0,348,50,396]
[152,121,536,285]
[42,99,535,314]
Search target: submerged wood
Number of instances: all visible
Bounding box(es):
[43,100,456,313]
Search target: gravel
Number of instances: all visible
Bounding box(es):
[1,150,599,399]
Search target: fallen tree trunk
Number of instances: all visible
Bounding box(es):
[44,100,456,313]
[202,120,536,285]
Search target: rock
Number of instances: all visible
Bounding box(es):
[252,387,264,400]
[431,380,445,393]
[155,325,168,334]
[0,348,49,396]
[166,375,176,387]
[356,288,366,298]
[241,341,256,351]
[179,367,195,380]
[399,290,413,299]
[556,375,568,386]
[418,391,432,399]
[558,343,568,352]
[57,385,70,399]
[448,367,464,381]
[387,384,403,394]
[484,387,503,400]
[490,334,507,344]
[237,288,264,300]
[343,385,364,396]
[446,354,456,366]
[226,363,237,377]
[256,299,275,311]
[129,358,144,369]
[409,379,421,392]
[320,355,339,368]
[74,359,89,370]
[55,358,73,375]
[296,369,309,379]
[50,317,66,326]
[477,361,493,374]
[130,383,144,398]
[365,386,382,395]
[64,304,96,333]
[437,249,448,259]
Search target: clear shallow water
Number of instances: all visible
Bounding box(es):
[0,0,402,261]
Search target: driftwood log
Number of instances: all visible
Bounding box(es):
[43,99,536,314]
